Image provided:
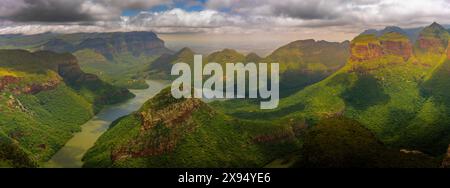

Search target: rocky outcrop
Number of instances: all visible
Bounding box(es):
[417,37,446,53]
[56,55,85,82]
[0,76,59,95]
[22,79,60,94]
[350,42,383,62]
[381,40,413,60]
[416,22,449,54]
[1,50,132,106]
[140,99,203,130]
[0,76,21,92]
[252,131,296,143]
[350,34,413,62]
[111,97,205,161]
[441,144,450,168]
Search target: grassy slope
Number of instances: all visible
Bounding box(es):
[83,88,302,168]
[294,117,438,168]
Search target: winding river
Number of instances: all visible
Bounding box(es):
[44,80,168,168]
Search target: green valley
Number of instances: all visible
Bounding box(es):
[0,49,133,166]
[2,21,450,168]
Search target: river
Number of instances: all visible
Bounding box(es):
[44,80,168,168]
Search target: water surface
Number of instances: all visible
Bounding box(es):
[44,80,167,168]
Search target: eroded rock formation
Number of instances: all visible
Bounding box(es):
[111,98,205,162]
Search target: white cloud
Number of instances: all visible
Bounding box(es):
[1,0,450,39]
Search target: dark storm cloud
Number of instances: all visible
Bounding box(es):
[10,0,93,22]
[1,0,172,23]
[270,1,340,20]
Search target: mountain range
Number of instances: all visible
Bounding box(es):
[149,40,349,97]
[2,22,450,168]
[81,22,450,168]
[212,22,450,163]
[0,32,172,89]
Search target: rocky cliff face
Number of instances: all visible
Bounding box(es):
[76,32,171,60]
[416,22,449,54]
[111,89,206,161]
[0,76,20,92]
[55,54,87,83]
[350,33,413,62]
[38,32,172,62]
[139,98,203,131]
[0,73,60,95]
[350,42,383,62]
[381,40,413,60]
[0,50,133,105]
[417,37,446,53]
[22,79,60,94]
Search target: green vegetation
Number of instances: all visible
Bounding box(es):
[0,49,133,166]
[0,32,172,89]
[74,49,156,89]
[148,47,195,80]
[352,34,380,45]
[294,117,438,168]
[149,40,349,98]
[212,23,450,159]
[0,137,37,168]
[4,22,450,168]
[379,32,410,42]
[83,88,302,168]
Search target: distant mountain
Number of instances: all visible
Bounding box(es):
[361,26,423,42]
[0,32,173,89]
[149,47,195,78]
[41,39,75,53]
[245,52,262,62]
[69,32,172,61]
[148,40,349,97]
[0,31,172,59]
[148,48,251,79]
[0,50,133,166]
[83,87,302,167]
[262,39,349,97]
[416,22,450,56]
[206,48,247,65]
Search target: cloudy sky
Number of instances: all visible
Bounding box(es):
[1,0,450,54]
